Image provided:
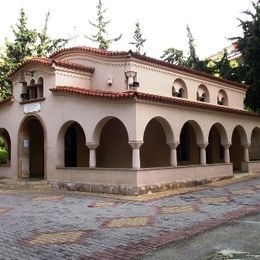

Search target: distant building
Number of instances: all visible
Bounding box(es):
[0,46,259,195]
[207,42,242,62]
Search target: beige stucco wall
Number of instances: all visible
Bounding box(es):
[0,48,259,192]
[54,51,246,110]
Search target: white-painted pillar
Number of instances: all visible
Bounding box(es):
[129,141,143,169]
[86,142,99,168]
[198,143,208,165]
[223,143,231,163]
[243,143,250,162]
[167,142,180,167]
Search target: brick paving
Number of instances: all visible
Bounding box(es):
[0,175,259,259]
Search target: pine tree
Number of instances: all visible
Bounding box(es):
[36,11,69,56]
[186,25,211,73]
[233,0,260,112]
[129,21,146,53]
[160,48,185,65]
[86,0,122,49]
[0,9,69,100]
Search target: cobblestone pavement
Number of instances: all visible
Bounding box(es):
[0,175,259,260]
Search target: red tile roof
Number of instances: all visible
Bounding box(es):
[9,57,94,78]
[50,86,258,118]
[50,46,247,91]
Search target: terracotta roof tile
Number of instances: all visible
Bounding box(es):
[8,57,94,77]
[50,86,258,118]
[50,46,247,91]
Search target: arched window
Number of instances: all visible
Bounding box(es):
[196,84,209,102]
[29,79,37,99]
[217,90,228,106]
[37,77,44,98]
[172,79,187,98]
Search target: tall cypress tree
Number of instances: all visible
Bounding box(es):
[0,9,69,100]
[234,0,260,112]
[129,21,146,54]
[86,0,122,49]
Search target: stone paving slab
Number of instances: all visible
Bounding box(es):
[0,174,259,259]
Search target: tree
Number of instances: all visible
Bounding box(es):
[186,25,211,73]
[86,0,122,49]
[160,48,185,65]
[36,11,69,56]
[232,0,260,112]
[161,25,211,73]
[0,9,69,100]
[129,21,146,53]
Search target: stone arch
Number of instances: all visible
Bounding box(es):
[57,120,89,167]
[206,123,228,164]
[18,115,46,178]
[250,127,260,160]
[140,118,171,167]
[177,120,204,165]
[172,78,188,98]
[217,89,228,106]
[197,84,210,103]
[230,125,247,171]
[96,117,131,168]
[0,128,11,165]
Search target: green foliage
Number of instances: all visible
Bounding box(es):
[233,0,260,112]
[36,11,69,56]
[160,48,185,65]
[161,25,212,73]
[0,137,8,164]
[0,9,69,101]
[129,21,146,54]
[86,0,122,49]
[210,49,240,81]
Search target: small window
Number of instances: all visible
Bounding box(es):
[217,90,228,106]
[21,76,45,102]
[197,84,209,102]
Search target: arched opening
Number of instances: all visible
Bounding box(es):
[230,126,245,171]
[0,129,11,165]
[64,122,89,167]
[96,118,131,168]
[217,89,228,106]
[29,79,37,99]
[140,118,170,167]
[177,121,201,165]
[172,78,187,98]
[37,77,44,98]
[250,127,260,160]
[19,117,44,179]
[206,125,224,164]
[197,84,210,102]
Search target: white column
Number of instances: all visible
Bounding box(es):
[167,142,180,167]
[198,143,208,165]
[86,142,99,168]
[129,141,143,169]
[223,143,231,163]
[243,143,250,162]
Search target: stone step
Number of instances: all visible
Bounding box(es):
[0,178,52,190]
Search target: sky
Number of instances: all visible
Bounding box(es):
[0,0,253,59]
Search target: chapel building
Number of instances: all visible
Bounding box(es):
[0,46,259,195]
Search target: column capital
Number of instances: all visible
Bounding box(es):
[197,142,208,149]
[129,141,143,149]
[86,142,99,150]
[222,142,231,149]
[242,143,251,149]
[167,141,180,149]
